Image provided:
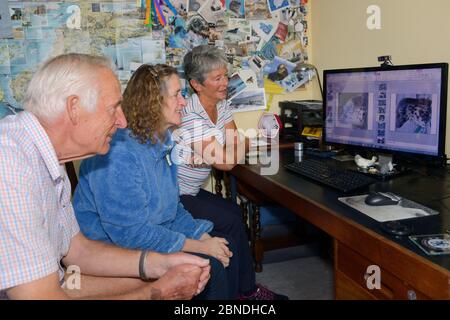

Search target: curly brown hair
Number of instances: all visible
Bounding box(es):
[122,64,178,144]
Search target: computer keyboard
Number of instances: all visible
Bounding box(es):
[284,158,377,192]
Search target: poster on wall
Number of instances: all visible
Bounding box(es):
[0,0,311,118]
[228,88,267,113]
[0,1,13,39]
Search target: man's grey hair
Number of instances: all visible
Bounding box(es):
[183,45,229,85]
[23,53,113,121]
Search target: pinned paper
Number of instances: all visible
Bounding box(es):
[237,69,258,89]
[198,0,225,24]
[228,88,267,113]
[263,77,284,109]
[0,1,13,38]
[228,72,247,99]
[248,55,266,74]
[267,0,289,13]
[276,39,303,61]
[263,78,284,95]
[274,22,288,41]
[251,20,277,42]
[226,0,245,18]
[224,18,250,42]
[244,0,270,20]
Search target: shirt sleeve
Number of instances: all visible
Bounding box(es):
[0,150,58,290]
[167,202,213,240]
[74,149,188,253]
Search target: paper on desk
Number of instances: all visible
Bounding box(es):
[338,194,438,222]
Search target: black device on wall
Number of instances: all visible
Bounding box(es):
[322,62,448,166]
[279,100,323,141]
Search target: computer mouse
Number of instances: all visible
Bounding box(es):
[364,192,400,206]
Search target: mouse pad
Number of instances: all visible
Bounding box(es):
[338,194,439,222]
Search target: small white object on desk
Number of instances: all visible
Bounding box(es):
[354,154,377,169]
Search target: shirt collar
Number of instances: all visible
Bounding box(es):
[190,93,226,123]
[21,111,63,182]
[191,94,209,121]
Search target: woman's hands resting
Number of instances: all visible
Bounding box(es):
[199,233,233,267]
[183,233,233,267]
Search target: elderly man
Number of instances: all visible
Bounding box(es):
[0,53,210,300]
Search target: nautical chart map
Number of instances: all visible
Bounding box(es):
[0,1,164,118]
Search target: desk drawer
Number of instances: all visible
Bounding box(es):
[335,241,429,300]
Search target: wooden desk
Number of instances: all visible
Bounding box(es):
[230,148,450,299]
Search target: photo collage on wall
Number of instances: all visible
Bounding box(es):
[0,0,312,118]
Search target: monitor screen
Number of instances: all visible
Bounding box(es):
[323,63,448,159]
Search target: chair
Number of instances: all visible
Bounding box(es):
[65,161,78,196]
[235,179,305,272]
[212,168,308,272]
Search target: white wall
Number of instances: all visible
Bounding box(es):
[311,0,450,153]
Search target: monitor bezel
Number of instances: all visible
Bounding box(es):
[322,62,448,162]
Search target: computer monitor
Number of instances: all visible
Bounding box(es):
[323,63,448,162]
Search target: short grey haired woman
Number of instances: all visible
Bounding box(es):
[183,45,229,87]
[177,45,288,300]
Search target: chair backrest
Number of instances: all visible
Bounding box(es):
[65,161,78,196]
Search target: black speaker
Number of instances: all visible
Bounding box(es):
[279,100,323,141]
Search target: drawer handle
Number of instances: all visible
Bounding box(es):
[407,290,417,300]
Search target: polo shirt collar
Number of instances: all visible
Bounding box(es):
[191,93,226,124]
[191,94,209,121]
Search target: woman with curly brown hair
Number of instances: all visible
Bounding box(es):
[72,64,231,299]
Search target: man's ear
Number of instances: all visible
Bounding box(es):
[189,79,202,93]
[66,95,80,126]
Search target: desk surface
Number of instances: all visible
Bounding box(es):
[231,148,450,298]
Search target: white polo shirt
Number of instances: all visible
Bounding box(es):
[176,94,233,196]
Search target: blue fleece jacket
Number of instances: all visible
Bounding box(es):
[73,128,213,253]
